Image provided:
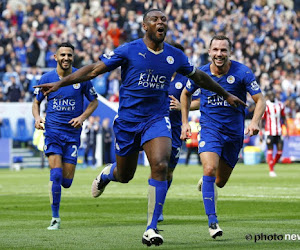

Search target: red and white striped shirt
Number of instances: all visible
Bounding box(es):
[263,100,285,136]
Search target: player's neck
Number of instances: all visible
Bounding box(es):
[171,72,177,81]
[143,37,163,52]
[56,67,72,78]
[210,61,231,77]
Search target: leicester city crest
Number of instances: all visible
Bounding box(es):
[175,82,183,89]
[73,83,80,89]
[227,75,235,84]
[166,56,174,64]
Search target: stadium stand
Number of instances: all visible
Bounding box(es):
[0,0,298,110]
[0,0,299,165]
[13,117,32,143]
[0,117,13,138]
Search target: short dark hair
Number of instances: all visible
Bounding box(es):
[143,9,162,21]
[57,42,75,51]
[209,35,232,49]
[170,42,184,52]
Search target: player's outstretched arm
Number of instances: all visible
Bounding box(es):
[245,92,266,136]
[189,69,247,108]
[35,61,109,96]
[180,88,192,140]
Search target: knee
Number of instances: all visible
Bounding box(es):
[216,181,225,188]
[117,174,134,183]
[62,178,73,188]
[215,178,227,188]
[154,161,168,176]
[203,165,217,176]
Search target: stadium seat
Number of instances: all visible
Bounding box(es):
[1,118,13,138]
[14,118,31,142]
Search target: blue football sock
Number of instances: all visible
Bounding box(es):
[146,178,167,230]
[62,178,73,188]
[202,175,218,225]
[49,168,63,218]
[101,162,117,182]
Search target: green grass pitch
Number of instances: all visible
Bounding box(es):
[0,163,299,249]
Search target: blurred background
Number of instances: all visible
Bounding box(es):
[0,0,299,169]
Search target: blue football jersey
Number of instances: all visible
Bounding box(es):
[35,68,98,136]
[186,60,261,136]
[100,39,195,122]
[168,74,199,148]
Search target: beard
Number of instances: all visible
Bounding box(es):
[58,60,72,71]
[148,31,166,43]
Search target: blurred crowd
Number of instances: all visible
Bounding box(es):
[0,0,299,118]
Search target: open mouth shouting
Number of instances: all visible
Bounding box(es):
[157,26,165,36]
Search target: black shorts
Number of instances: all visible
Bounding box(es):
[266,135,283,145]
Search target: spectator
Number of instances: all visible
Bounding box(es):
[109,90,119,102]
[107,22,122,47]
[107,69,120,98]
[117,6,127,29]
[0,0,298,112]
[13,37,27,66]
[261,90,289,177]
[6,76,23,102]
[84,116,100,168]
[2,64,20,87]
[45,44,57,68]
[123,10,142,41]
[19,72,30,101]
[0,46,6,80]
[26,38,41,67]
[26,66,42,95]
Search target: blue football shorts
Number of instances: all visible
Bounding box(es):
[198,126,243,168]
[44,131,80,165]
[113,116,172,156]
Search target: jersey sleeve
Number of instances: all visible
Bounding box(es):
[176,51,196,77]
[100,43,128,71]
[34,75,46,102]
[185,79,199,95]
[244,68,261,96]
[192,90,201,100]
[82,81,98,102]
